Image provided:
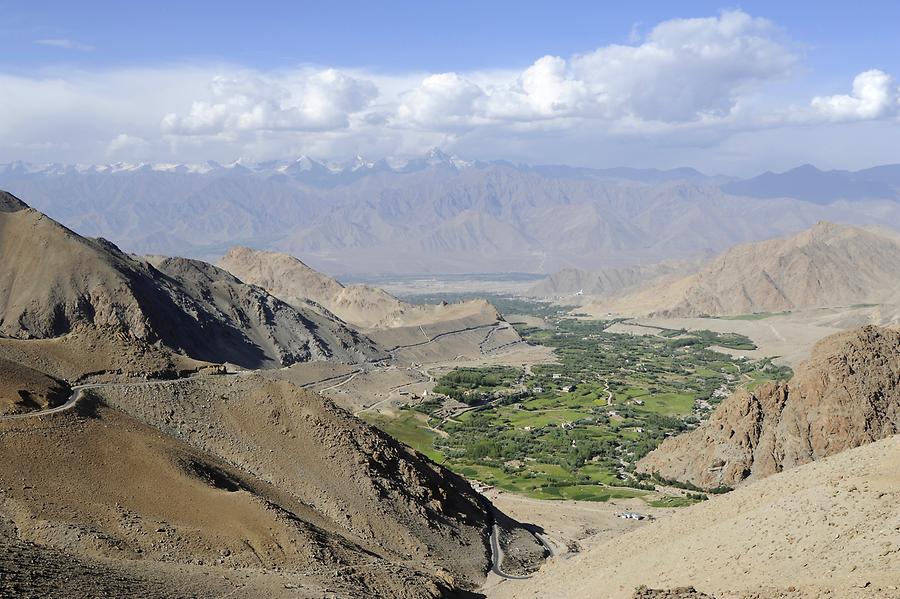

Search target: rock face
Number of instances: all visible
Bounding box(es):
[0,192,381,368]
[147,255,382,365]
[600,222,900,317]
[637,325,900,489]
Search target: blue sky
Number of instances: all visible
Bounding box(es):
[2,1,900,173]
[6,1,900,76]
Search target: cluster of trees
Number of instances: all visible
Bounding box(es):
[432,366,520,405]
[637,471,733,494]
[443,413,622,472]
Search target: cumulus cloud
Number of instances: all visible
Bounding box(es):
[34,38,94,52]
[485,55,589,120]
[161,69,377,135]
[811,69,899,122]
[392,10,797,129]
[570,10,798,122]
[395,73,484,128]
[106,133,148,157]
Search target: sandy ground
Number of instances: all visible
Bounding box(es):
[489,435,900,599]
[482,489,668,597]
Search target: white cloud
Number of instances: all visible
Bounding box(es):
[811,69,898,122]
[485,55,589,120]
[570,10,798,122]
[161,69,377,135]
[395,73,484,128]
[34,38,94,52]
[106,133,148,157]
[390,10,797,128]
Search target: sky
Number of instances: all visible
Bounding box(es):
[2,0,900,175]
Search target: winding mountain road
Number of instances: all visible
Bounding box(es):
[0,384,93,421]
[0,371,252,422]
[489,524,534,580]
[487,510,559,580]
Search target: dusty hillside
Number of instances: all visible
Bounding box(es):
[92,375,538,589]
[637,325,900,489]
[492,435,900,599]
[219,245,509,331]
[0,329,209,383]
[0,397,468,597]
[0,357,70,415]
[526,262,695,298]
[595,221,900,317]
[0,191,380,368]
[0,516,238,599]
[219,246,405,328]
[0,368,545,596]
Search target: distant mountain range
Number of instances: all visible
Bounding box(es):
[0,148,721,187]
[2,152,899,274]
[722,163,900,203]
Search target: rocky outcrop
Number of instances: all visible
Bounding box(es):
[637,325,900,489]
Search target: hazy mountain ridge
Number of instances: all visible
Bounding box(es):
[722,163,900,203]
[594,221,900,317]
[526,261,699,298]
[5,154,899,273]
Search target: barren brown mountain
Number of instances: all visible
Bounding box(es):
[0,191,380,368]
[0,189,548,598]
[0,377,511,597]
[595,221,900,317]
[526,262,696,298]
[637,325,900,489]
[219,245,509,330]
